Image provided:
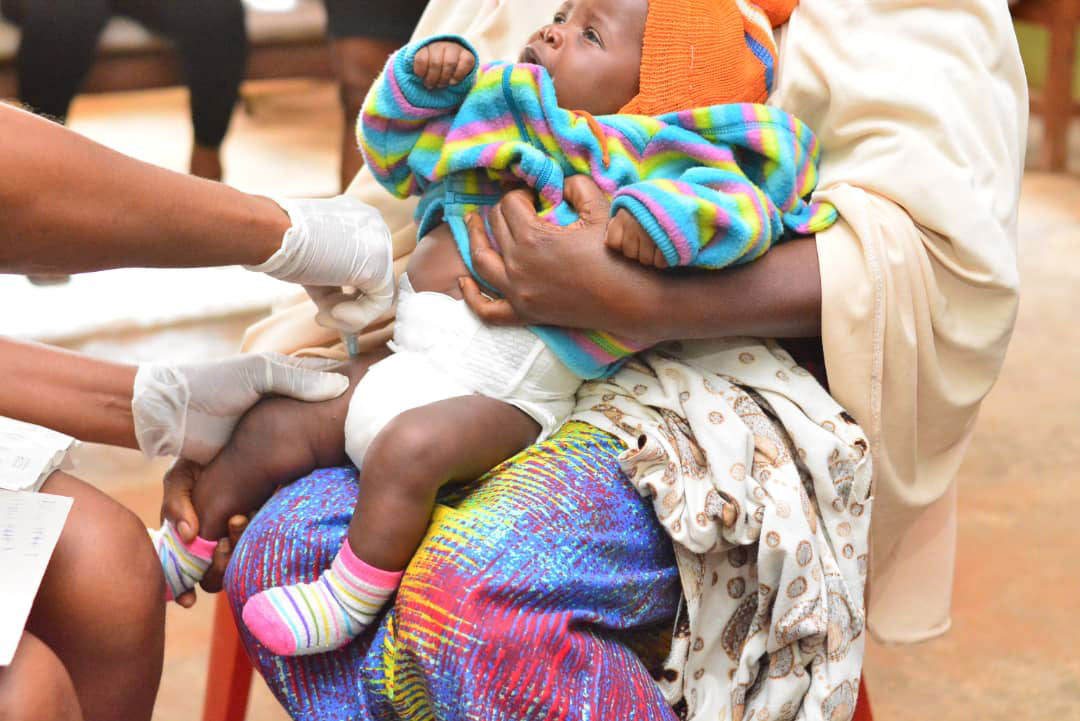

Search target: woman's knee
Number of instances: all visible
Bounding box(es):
[0,633,82,721]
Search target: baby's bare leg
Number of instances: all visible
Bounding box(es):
[349,395,541,571]
[191,350,389,541]
[241,394,540,656]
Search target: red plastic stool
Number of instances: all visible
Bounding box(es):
[201,593,253,721]
[199,591,874,721]
[854,675,874,721]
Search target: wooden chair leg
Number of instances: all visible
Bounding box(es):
[201,593,254,721]
[1042,7,1078,172]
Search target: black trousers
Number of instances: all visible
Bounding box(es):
[4,0,247,147]
[323,0,428,41]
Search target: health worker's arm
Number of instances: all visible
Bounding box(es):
[0,105,394,329]
[0,104,286,275]
[0,337,350,464]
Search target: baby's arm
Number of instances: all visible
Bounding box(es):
[604,104,836,270]
[358,35,479,197]
[606,169,781,270]
[412,40,475,90]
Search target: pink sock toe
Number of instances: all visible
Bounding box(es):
[242,594,299,656]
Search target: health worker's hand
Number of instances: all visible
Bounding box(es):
[132,352,349,464]
[245,195,396,334]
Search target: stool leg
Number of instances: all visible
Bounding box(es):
[1043,9,1077,172]
[201,593,253,721]
[853,675,874,721]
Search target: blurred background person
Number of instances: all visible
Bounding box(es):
[323,0,427,191]
[1,0,247,182]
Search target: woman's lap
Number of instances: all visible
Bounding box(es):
[226,422,680,720]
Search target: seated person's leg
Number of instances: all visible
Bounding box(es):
[225,423,680,719]
[243,394,540,656]
[0,632,82,721]
[12,0,109,287]
[324,0,428,189]
[151,350,388,601]
[385,421,681,719]
[329,34,400,190]
[114,0,247,180]
[17,471,166,721]
[11,0,110,123]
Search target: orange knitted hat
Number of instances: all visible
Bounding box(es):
[619,0,797,116]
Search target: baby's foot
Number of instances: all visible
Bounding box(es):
[242,543,402,656]
[148,520,217,601]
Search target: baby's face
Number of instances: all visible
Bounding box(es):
[519,0,647,116]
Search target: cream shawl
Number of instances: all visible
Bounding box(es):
[573,338,872,720]
[770,0,1026,641]
[241,0,1027,643]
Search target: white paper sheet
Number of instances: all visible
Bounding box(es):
[0,491,73,665]
[0,416,77,492]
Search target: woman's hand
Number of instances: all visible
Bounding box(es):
[459,174,824,344]
[459,175,664,343]
[161,458,249,607]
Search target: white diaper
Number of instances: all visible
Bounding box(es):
[344,274,581,467]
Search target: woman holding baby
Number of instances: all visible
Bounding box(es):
[158,0,1025,719]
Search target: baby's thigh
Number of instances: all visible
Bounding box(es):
[364,394,540,488]
[344,350,476,467]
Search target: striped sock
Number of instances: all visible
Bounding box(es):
[147,521,217,602]
[241,541,402,656]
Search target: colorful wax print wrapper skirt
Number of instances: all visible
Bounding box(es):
[226,422,683,720]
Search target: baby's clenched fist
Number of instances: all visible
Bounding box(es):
[413,41,475,89]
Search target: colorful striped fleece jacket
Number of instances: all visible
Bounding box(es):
[359,35,836,379]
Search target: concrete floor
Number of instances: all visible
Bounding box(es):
[28,85,1080,720]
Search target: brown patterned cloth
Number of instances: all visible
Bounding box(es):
[572,338,871,721]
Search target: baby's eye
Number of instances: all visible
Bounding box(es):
[552,12,566,23]
[583,27,602,46]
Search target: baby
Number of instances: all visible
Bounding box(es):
[149,0,834,657]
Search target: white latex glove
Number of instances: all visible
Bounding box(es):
[305,282,395,336]
[132,352,349,464]
[245,195,395,334]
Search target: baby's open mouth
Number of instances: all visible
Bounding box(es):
[519,45,543,68]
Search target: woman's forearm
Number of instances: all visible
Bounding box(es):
[0,337,138,448]
[623,237,823,344]
[471,180,823,346]
[0,104,289,275]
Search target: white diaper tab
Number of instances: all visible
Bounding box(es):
[344,275,581,467]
